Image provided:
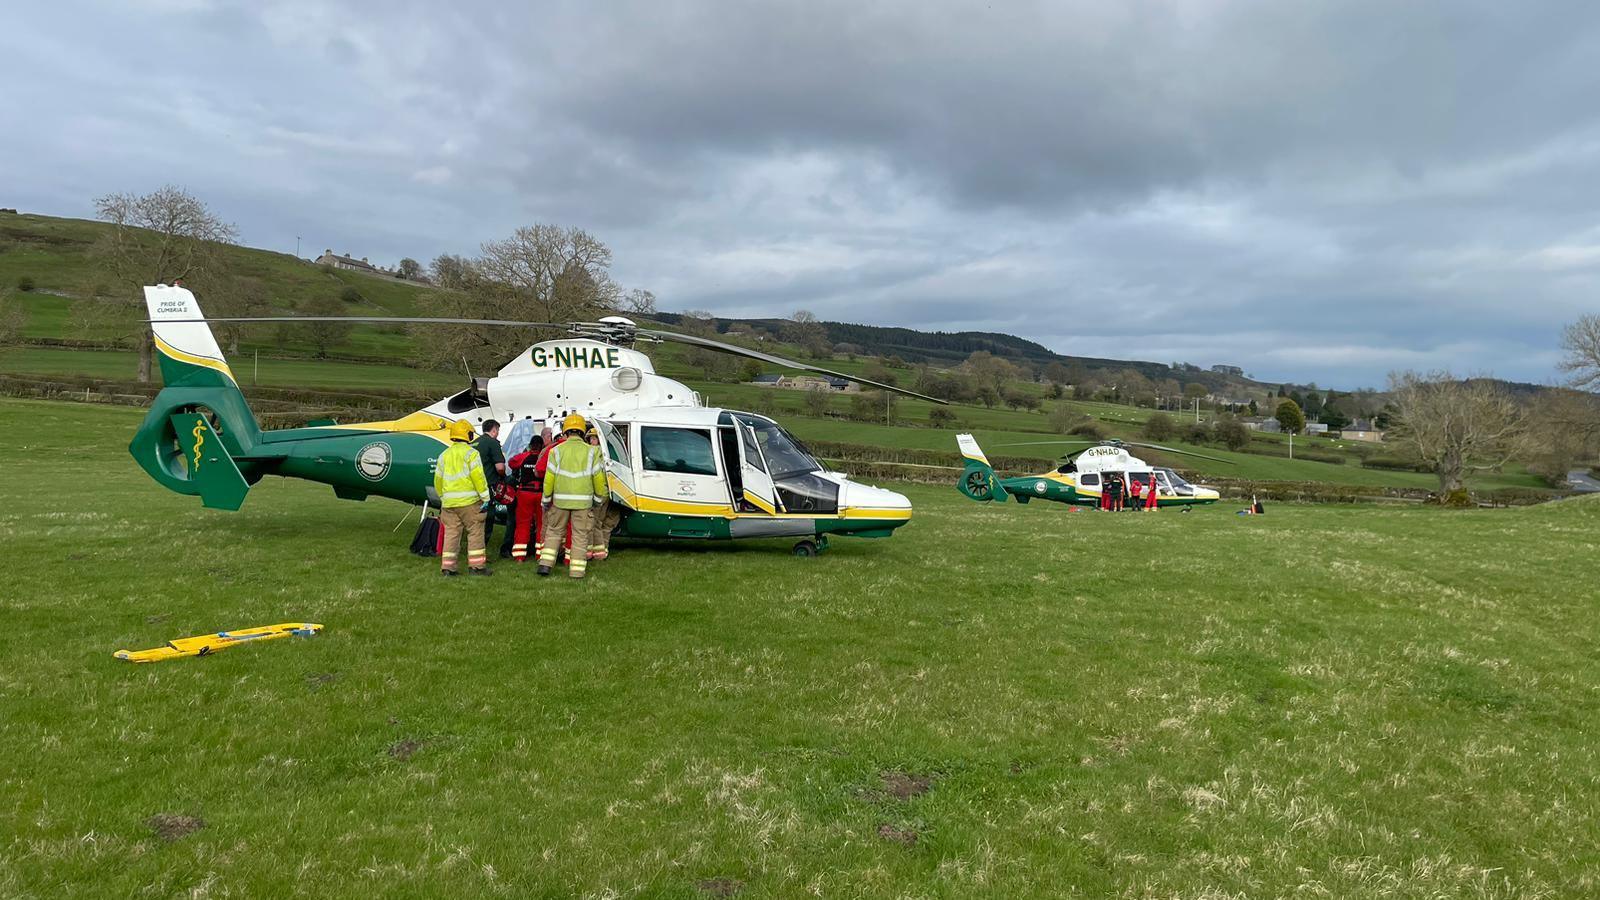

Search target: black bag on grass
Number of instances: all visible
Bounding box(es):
[409,512,440,557]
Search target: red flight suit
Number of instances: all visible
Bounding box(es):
[533,436,573,556]
[507,449,543,561]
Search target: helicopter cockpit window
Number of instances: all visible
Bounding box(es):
[1157,467,1194,495]
[641,427,718,476]
[730,414,820,480]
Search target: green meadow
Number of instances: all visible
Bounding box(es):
[2,397,1597,898]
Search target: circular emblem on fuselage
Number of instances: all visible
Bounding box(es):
[1035,481,1048,493]
[356,442,392,482]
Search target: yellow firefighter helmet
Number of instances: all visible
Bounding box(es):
[448,419,475,442]
[561,413,587,434]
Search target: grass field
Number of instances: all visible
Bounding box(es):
[3,397,1598,898]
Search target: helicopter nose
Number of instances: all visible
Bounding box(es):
[840,481,913,516]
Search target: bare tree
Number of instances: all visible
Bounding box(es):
[620,288,657,316]
[398,257,422,280]
[429,253,474,289]
[678,309,718,336]
[963,351,1021,395]
[476,224,618,322]
[1559,314,1600,390]
[414,225,618,374]
[93,186,239,381]
[297,294,355,358]
[1525,388,1600,485]
[783,309,829,357]
[1387,370,1529,496]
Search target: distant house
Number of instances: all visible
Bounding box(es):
[316,249,387,276]
[750,374,788,387]
[1340,423,1385,442]
[787,375,858,393]
[1210,364,1245,377]
[1244,417,1282,433]
[1305,422,1329,435]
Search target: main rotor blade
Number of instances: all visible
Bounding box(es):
[149,316,571,327]
[991,440,1100,448]
[643,329,949,404]
[1124,440,1236,464]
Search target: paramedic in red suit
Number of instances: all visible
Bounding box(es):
[506,435,546,562]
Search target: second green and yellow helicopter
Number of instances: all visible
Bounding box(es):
[954,433,1225,508]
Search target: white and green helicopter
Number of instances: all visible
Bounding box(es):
[955,433,1224,508]
[132,284,945,555]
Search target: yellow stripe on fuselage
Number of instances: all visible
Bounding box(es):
[325,411,452,444]
[607,475,911,521]
[154,335,235,382]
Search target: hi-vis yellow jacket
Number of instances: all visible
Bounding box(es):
[543,439,607,510]
[434,440,490,508]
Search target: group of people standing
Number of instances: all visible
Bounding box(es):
[1097,472,1161,512]
[431,413,620,579]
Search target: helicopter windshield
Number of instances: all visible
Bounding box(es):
[1156,467,1194,495]
[731,414,822,479]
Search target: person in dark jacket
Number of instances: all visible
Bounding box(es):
[1107,473,1125,511]
[474,420,507,552]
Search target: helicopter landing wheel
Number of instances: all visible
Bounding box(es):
[793,537,827,557]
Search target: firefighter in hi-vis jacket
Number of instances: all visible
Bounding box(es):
[538,414,608,578]
[434,419,492,576]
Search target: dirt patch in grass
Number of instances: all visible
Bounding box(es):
[877,823,918,846]
[695,876,745,897]
[880,771,933,799]
[146,813,204,841]
[388,738,425,761]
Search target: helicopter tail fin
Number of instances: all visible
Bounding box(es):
[955,433,1007,502]
[128,285,264,508]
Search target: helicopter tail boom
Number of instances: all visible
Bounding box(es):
[955,433,1007,502]
[129,285,266,507]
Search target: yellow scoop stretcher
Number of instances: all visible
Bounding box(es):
[115,623,323,663]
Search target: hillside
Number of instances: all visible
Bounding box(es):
[5,211,1279,393]
[0,210,1562,497]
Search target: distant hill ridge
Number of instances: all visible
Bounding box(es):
[651,312,1259,394]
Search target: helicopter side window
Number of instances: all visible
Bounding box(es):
[598,422,629,465]
[1080,473,1101,487]
[640,427,718,477]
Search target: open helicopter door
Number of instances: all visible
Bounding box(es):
[734,420,783,515]
[592,419,635,503]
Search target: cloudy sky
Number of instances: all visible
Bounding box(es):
[5,1,1598,387]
